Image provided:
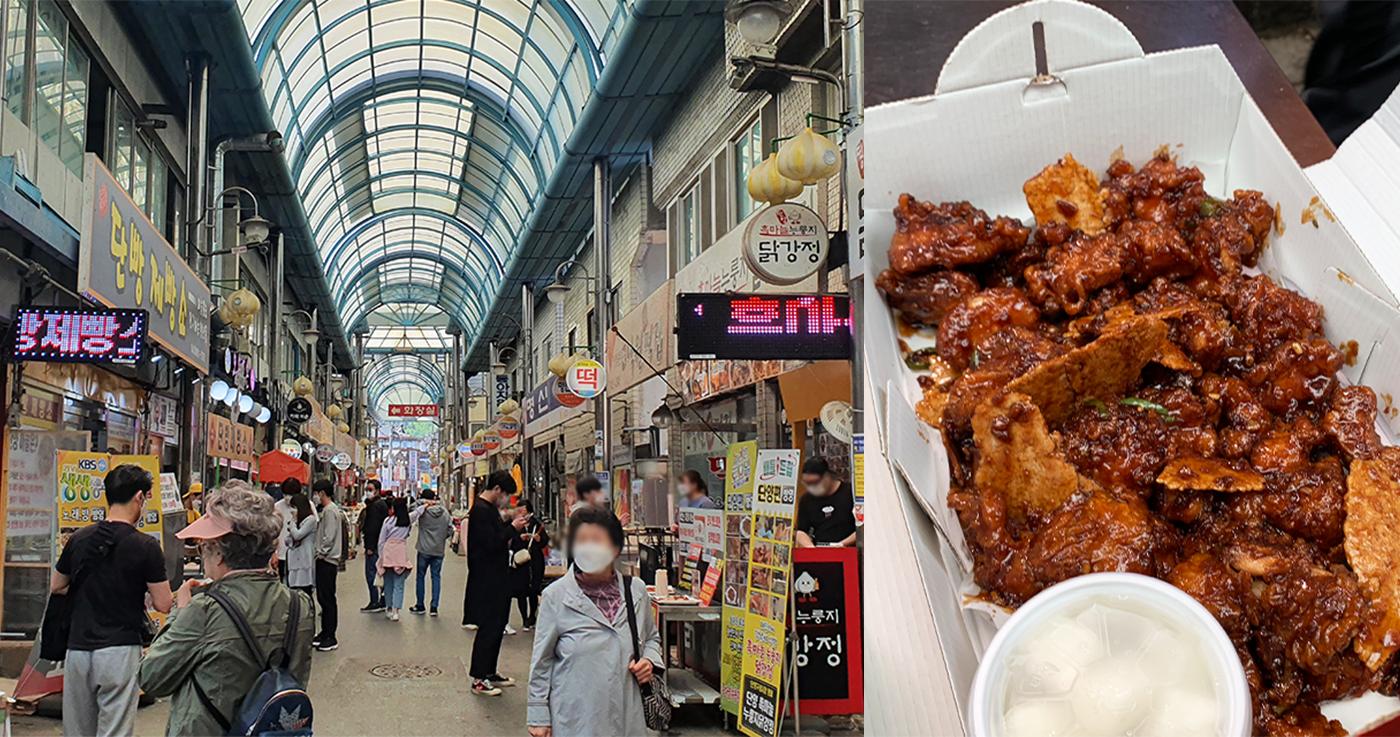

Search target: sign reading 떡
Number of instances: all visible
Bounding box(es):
[566,358,606,399]
[8,307,147,365]
[720,441,759,715]
[742,203,829,285]
[738,449,801,737]
[78,154,211,373]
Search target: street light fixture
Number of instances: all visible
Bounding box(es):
[542,259,591,304]
[726,0,791,47]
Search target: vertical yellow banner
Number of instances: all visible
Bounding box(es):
[738,449,801,737]
[720,440,759,715]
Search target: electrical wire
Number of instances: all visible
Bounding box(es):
[609,325,729,446]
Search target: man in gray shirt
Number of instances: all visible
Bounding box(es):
[312,479,345,651]
[409,489,452,616]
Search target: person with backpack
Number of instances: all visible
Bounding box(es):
[408,489,451,616]
[311,479,345,651]
[51,463,171,737]
[140,482,315,737]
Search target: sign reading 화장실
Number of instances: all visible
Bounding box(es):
[78,154,212,373]
[676,293,851,360]
[8,307,147,365]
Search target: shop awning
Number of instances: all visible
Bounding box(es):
[777,361,853,422]
[259,450,310,485]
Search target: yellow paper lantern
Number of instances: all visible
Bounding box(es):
[336,421,350,433]
[547,352,576,378]
[326,404,343,421]
[747,153,804,205]
[776,127,842,184]
[292,376,314,397]
[497,398,520,416]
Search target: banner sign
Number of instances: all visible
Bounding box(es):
[677,293,851,361]
[738,449,801,737]
[56,451,163,540]
[388,404,438,418]
[677,359,793,405]
[606,280,674,393]
[5,430,87,561]
[78,154,211,373]
[159,472,183,514]
[852,433,864,527]
[148,392,179,439]
[8,307,147,365]
[721,440,759,715]
[792,546,864,715]
[494,373,511,407]
[206,414,255,463]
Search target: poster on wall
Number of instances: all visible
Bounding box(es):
[56,451,164,547]
[738,448,801,737]
[4,431,89,564]
[720,440,759,715]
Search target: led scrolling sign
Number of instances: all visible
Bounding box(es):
[8,307,148,364]
[676,293,852,360]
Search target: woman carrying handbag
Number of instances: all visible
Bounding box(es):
[510,501,550,630]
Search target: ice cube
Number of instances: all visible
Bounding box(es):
[1068,655,1151,735]
[1137,686,1217,737]
[1003,699,1076,737]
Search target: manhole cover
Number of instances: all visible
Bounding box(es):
[369,663,444,680]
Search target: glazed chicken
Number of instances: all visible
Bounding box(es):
[877,152,1394,736]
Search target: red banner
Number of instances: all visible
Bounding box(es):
[388,404,438,417]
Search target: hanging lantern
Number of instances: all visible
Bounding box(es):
[498,398,520,416]
[292,375,314,397]
[776,127,842,184]
[336,421,350,434]
[326,403,343,421]
[747,153,804,205]
[548,352,576,378]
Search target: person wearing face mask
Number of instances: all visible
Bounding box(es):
[52,464,171,737]
[527,506,662,737]
[676,470,719,510]
[466,471,529,696]
[139,481,314,736]
[794,457,857,548]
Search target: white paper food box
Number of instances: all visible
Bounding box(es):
[864,0,1400,733]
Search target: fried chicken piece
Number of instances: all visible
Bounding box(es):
[934,287,1041,371]
[1250,416,1323,475]
[1100,153,1208,230]
[1345,448,1400,671]
[1023,230,1128,315]
[1060,402,1169,494]
[1190,190,1276,278]
[939,328,1068,440]
[1260,703,1346,737]
[1022,154,1108,234]
[1259,564,1370,675]
[889,196,1030,274]
[1256,457,1347,548]
[947,484,1041,606]
[1245,339,1343,416]
[1028,493,1177,587]
[1302,650,1382,702]
[1225,274,1325,357]
[1201,373,1274,458]
[1167,552,1251,641]
[875,268,979,325]
[1135,277,1246,371]
[1322,384,1383,462]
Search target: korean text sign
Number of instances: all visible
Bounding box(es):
[56,451,163,544]
[739,448,800,737]
[720,440,759,715]
[8,307,147,365]
[792,546,864,714]
[78,154,211,373]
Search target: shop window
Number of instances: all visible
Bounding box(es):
[734,117,762,222]
[4,0,27,121]
[109,97,172,240]
[567,326,577,355]
[5,0,88,176]
[675,185,700,268]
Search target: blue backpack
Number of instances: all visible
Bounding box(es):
[192,587,313,736]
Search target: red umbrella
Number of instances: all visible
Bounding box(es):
[259,450,309,485]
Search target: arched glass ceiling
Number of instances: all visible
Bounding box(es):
[238,0,631,342]
[365,304,452,352]
[364,353,447,419]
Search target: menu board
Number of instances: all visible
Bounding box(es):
[739,449,800,737]
[792,546,863,714]
[720,440,759,715]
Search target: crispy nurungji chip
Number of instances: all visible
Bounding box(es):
[972,392,1079,523]
[1023,153,1107,234]
[916,389,948,429]
[1007,315,1169,425]
[1157,457,1265,492]
[1345,447,1400,670]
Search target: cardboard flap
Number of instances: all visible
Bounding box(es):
[938,0,1143,95]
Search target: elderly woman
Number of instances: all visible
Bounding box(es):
[140,481,315,736]
[527,506,662,737]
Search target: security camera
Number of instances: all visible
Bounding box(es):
[265,131,285,153]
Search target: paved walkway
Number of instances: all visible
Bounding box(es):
[13,535,733,736]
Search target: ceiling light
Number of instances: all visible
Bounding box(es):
[209,380,230,402]
[256,406,272,424]
[223,388,240,408]
[650,403,674,429]
[239,215,273,246]
[727,0,790,46]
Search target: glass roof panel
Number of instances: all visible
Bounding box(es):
[240,0,632,359]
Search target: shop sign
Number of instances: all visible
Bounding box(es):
[847,123,865,275]
[471,439,487,456]
[494,373,511,407]
[280,438,303,459]
[78,154,211,373]
[677,358,792,405]
[554,380,585,408]
[566,358,606,399]
[721,441,759,715]
[851,433,864,527]
[677,293,851,360]
[9,307,147,365]
[332,452,352,471]
[738,449,801,737]
[314,444,334,463]
[20,390,62,429]
[206,414,254,463]
[456,442,472,459]
[56,451,163,540]
[147,393,179,439]
[286,398,313,423]
[792,546,864,714]
[159,472,183,514]
[388,404,438,418]
[223,348,257,392]
[606,280,674,393]
[482,431,501,451]
[525,377,563,423]
[742,203,829,285]
[6,430,86,556]
[497,415,521,439]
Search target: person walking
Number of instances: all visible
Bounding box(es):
[376,497,413,621]
[526,507,662,737]
[283,486,318,596]
[511,501,549,631]
[312,479,345,651]
[467,471,528,696]
[53,464,172,737]
[273,478,300,585]
[408,489,451,616]
[139,482,314,736]
[358,480,389,612]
